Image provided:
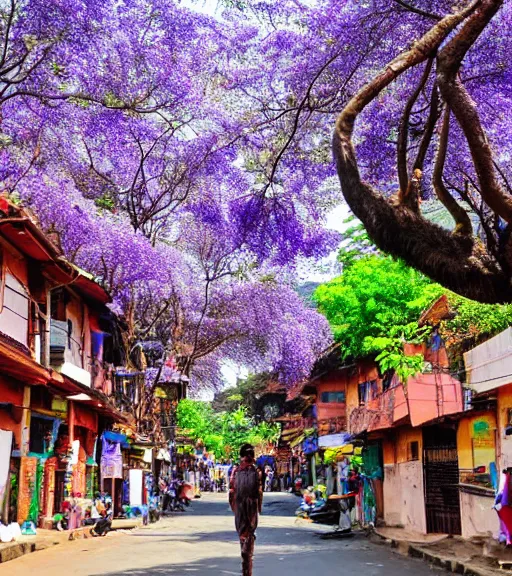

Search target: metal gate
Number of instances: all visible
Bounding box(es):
[423,427,461,535]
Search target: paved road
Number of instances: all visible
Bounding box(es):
[3,493,440,575]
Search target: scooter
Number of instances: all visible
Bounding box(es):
[308,498,341,525]
[166,479,185,512]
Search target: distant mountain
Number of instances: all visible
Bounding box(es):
[296,281,321,306]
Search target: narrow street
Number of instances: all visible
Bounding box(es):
[2,493,439,576]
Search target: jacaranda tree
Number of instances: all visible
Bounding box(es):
[3,0,511,391]
[0,0,333,389]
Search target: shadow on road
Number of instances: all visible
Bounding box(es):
[90,544,434,576]
[129,526,325,545]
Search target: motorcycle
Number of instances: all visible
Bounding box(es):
[165,479,185,512]
[308,498,341,525]
[296,486,341,525]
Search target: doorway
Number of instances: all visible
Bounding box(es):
[423,425,461,534]
[53,471,66,514]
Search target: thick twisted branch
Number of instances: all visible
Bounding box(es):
[333,0,512,303]
[397,58,433,195]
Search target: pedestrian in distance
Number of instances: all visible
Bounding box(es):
[229,443,263,576]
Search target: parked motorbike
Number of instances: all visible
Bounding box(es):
[167,480,184,512]
[308,499,341,525]
[296,486,342,526]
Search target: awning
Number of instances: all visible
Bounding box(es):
[0,215,110,305]
[0,337,52,386]
[318,433,353,449]
[103,431,127,444]
[73,403,98,432]
[49,375,132,426]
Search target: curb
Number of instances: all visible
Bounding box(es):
[0,520,143,565]
[0,541,37,564]
[371,532,499,576]
[408,544,487,576]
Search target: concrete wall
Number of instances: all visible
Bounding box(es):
[65,294,91,369]
[0,272,29,347]
[460,490,499,539]
[396,427,423,463]
[382,426,427,533]
[383,460,427,533]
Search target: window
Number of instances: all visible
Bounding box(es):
[358,380,378,405]
[0,272,29,346]
[408,441,419,461]
[382,370,395,392]
[463,388,473,411]
[29,415,55,454]
[321,391,346,403]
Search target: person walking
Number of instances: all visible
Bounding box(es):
[229,444,262,576]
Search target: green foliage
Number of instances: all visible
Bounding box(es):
[313,255,443,360]
[212,373,269,416]
[441,294,512,350]
[338,216,378,268]
[95,193,116,212]
[375,346,424,384]
[177,398,279,460]
[314,248,512,379]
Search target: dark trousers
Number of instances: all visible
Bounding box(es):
[240,533,255,576]
[94,518,111,535]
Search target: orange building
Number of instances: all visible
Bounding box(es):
[0,200,130,527]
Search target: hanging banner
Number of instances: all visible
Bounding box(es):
[100,435,123,479]
[318,433,353,449]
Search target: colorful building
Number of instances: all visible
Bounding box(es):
[0,200,132,527]
[458,327,512,540]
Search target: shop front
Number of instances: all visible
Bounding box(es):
[457,411,499,539]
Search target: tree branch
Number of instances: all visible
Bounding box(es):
[432,108,473,235]
[0,0,15,70]
[437,0,511,221]
[392,0,443,21]
[397,58,433,195]
[332,1,511,303]
[413,82,441,172]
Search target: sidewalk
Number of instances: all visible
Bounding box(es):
[373,526,512,575]
[0,518,143,564]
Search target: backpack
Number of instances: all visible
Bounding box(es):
[235,465,259,502]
